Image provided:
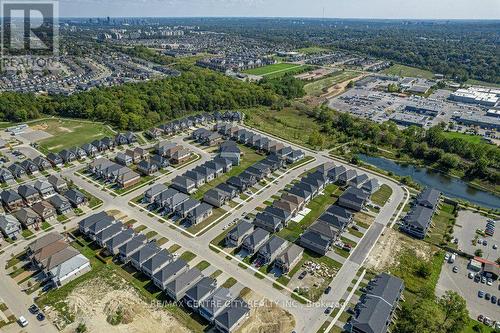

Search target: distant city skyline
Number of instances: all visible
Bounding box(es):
[59,0,500,20]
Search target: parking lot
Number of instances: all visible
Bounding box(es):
[436,256,499,321]
[453,210,499,261]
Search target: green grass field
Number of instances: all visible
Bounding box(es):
[242,107,328,149]
[304,70,360,96]
[296,47,330,54]
[370,184,393,207]
[34,119,115,153]
[243,63,302,76]
[442,131,485,144]
[381,64,435,80]
[465,79,500,89]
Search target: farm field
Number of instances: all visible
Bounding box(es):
[33,119,116,153]
[304,70,360,96]
[381,64,435,80]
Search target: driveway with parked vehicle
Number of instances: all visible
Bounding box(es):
[453,210,498,261]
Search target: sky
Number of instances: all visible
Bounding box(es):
[58,0,500,19]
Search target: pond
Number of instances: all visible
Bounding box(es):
[358,154,500,210]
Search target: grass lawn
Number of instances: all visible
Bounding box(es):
[381,64,434,80]
[194,260,210,271]
[21,229,34,238]
[113,175,156,195]
[77,188,103,209]
[426,203,456,246]
[168,244,181,253]
[461,319,497,333]
[277,184,339,242]
[242,107,328,149]
[179,251,196,262]
[465,79,500,89]
[442,131,486,144]
[192,145,265,200]
[370,184,393,206]
[304,70,360,96]
[243,63,301,76]
[41,221,52,231]
[34,119,115,153]
[221,277,237,288]
[187,208,228,234]
[297,46,330,54]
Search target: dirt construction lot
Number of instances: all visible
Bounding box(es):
[45,274,190,333]
[238,294,296,333]
[365,228,432,272]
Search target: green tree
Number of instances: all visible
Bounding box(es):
[438,291,469,333]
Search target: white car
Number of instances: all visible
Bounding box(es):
[486,278,493,286]
[444,253,450,261]
[18,316,28,327]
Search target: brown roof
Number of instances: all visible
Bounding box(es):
[31,201,56,217]
[282,194,304,206]
[28,232,63,253]
[32,240,68,262]
[273,200,298,213]
[43,246,80,271]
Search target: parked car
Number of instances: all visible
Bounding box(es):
[478,314,484,322]
[28,304,39,314]
[485,293,491,300]
[324,286,332,294]
[452,266,458,273]
[298,271,307,280]
[478,290,485,298]
[481,276,486,283]
[487,278,493,286]
[324,306,333,314]
[493,244,498,250]
[468,272,474,279]
[18,316,28,327]
[491,296,497,304]
[474,274,481,282]
[36,313,45,321]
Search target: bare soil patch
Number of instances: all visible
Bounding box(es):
[238,293,295,333]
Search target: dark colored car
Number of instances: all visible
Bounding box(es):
[298,271,307,280]
[485,293,491,300]
[36,313,45,321]
[324,306,333,314]
[491,296,497,304]
[325,286,332,294]
[28,304,39,314]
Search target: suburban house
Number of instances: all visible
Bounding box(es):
[327,205,353,222]
[154,188,179,209]
[226,176,247,192]
[242,228,269,255]
[253,212,283,233]
[256,235,288,265]
[1,189,25,211]
[288,186,312,204]
[95,221,124,247]
[327,165,347,183]
[141,249,174,277]
[115,132,136,145]
[144,184,169,204]
[20,159,39,175]
[338,169,358,186]
[58,149,77,163]
[115,152,133,166]
[273,200,299,217]
[318,212,351,233]
[78,211,109,234]
[8,163,26,179]
[183,276,217,310]
[152,258,189,291]
[18,184,42,205]
[48,194,72,215]
[281,194,305,211]
[338,187,370,212]
[299,226,335,256]
[175,198,201,219]
[171,148,192,164]
[137,160,158,176]
[69,147,87,160]
[48,175,68,193]
[361,179,380,194]
[286,150,305,164]
[31,201,57,221]
[219,141,241,166]
[199,287,234,322]
[147,127,163,139]
[172,176,196,194]
[118,235,148,263]
[34,180,56,199]
[214,298,250,333]
[14,207,42,229]
[116,169,141,189]
[150,154,169,169]
[105,228,135,255]
[350,174,370,188]
[156,141,178,157]
[130,242,161,270]
[125,147,148,164]
[204,161,224,177]
[44,246,91,287]
[64,189,87,207]
[0,168,14,183]
[225,221,254,247]
[86,215,115,240]
[295,181,318,197]
[264,206,292,225]
[348,273,404,333]
[400,205,434,239]
[204,188,229,208]
[184,170,206,188]
[164,192,190,214]
[81,143,98,157]
[33,156,52,171]
[186,202,213,225]
[0,214,21,239]
[274,244,304,274]
[46,153,63,167]
[165,267,203,301]
[215,183,238,200]
[416,188,441,209]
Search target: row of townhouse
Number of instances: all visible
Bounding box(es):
[27,232,91,287]
[214,123,305,164]
[192,128,224,147]
[78,211,250,333]
[145,185,214,226]
[400,187,441,239]
[146,111,243,139]
[43,132,138,168]
[1,155,55,182]
[87,158,141,189]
